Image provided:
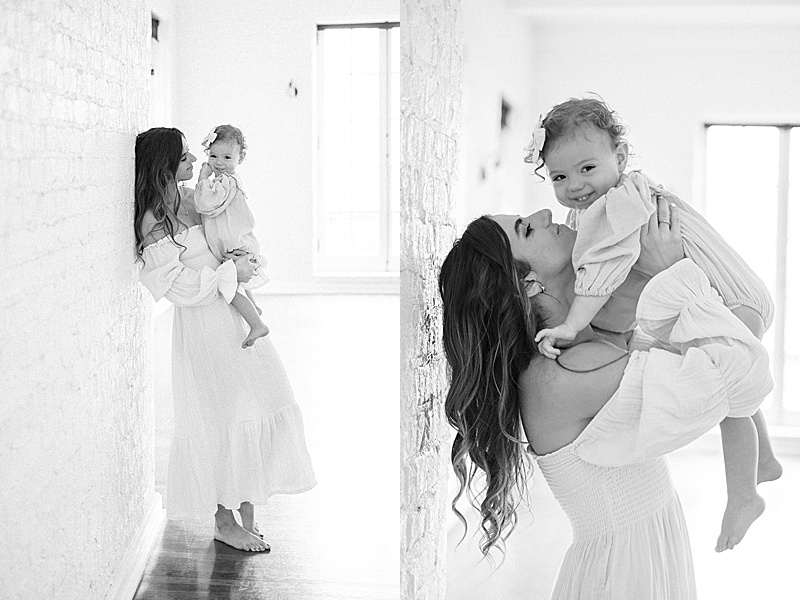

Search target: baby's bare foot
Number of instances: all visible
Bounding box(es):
[715,493,765,552]
[242,323,270,348]
[214,523,270,552]
[757,456,783,484]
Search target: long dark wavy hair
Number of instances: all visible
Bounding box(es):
[439,216,546,557]
[134,127,185,260]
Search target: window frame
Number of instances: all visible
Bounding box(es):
[315,22,400,275]
[703,122,798,426]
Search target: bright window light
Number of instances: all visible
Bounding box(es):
[316,23,399,273]
[706,124,799,423]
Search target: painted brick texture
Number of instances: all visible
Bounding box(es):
[400,1,462,598]
[0,1,151,598]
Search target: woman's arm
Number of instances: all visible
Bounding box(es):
[572,260,772,467]
[139,234,251,306]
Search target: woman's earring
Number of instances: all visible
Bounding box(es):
[523,276,546,298]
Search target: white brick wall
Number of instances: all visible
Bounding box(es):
[400,1,462,598]
[0,1,152,598]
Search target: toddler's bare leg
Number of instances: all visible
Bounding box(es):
[231,291,269,348]
[730,306,783,484]
[716,416,765,552]
[245,288,262,315]
[752,409,783,483]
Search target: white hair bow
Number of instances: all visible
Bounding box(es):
[524,114,546,165]
[201,129,217,149]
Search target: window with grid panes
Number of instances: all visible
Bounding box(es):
[316,23,399,273]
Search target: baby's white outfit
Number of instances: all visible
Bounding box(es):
[532,259,773,599]
[194,172,269,290]
[568,170,774,334]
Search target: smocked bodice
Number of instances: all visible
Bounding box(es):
[536,449,675,541]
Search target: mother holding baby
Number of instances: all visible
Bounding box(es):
[134,127,316,552]
[439,198,772,598]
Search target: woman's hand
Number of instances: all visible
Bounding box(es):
[635,194,684,278]
[225,249,256,283]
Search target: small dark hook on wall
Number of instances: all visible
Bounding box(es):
[287,80,299,97]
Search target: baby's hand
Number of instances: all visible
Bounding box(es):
[199,162,213,179]
[534,324,578,360]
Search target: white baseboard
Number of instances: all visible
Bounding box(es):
[104,492,166,600]
[260,276,400,295]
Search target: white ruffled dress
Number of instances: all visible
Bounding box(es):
[140,224,316,520]
[532,259,773,599]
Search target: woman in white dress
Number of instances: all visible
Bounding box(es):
[134,127,316,552]
[438,200,772,598]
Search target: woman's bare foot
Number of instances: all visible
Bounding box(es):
[238,501,264,539]
[214,522,270,552]
[757,456,783,484]
[715,493,765,552]
[242,323,270,348]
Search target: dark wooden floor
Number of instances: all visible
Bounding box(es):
[134,296,399,600]
[134,497,396,599]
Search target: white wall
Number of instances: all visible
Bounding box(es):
[148,0,177,127]
[0,1,155,598]
[461,4,800,224]
[164,0,399,293]
[457,0,537,228]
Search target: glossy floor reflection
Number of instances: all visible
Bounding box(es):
[445,436,800,599]
[135,295,399,600]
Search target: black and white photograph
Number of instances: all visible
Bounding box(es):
[1,1,798,599]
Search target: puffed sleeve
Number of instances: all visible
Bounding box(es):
[573,171,656,296]
[574,259,773,467]
[194,174,237,218]
[139,237,238,306]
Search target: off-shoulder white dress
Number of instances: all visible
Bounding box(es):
[140,224,316,520]
[531,259,773,600]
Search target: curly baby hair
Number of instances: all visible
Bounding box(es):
[207,124,248,162]
[524,97,628,179]
[134,127,186,260]
[439,216,548,557]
